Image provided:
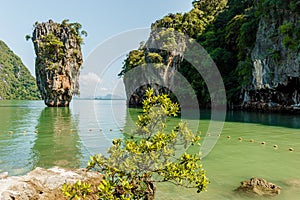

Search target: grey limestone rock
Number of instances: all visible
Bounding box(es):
[242,10,300,111]
[32,20,83,107]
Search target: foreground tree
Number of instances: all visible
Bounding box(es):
[63,89,208,199]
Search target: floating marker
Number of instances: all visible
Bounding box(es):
[273,145,278,148]
[227,136,231,139]
[89,129,92,132]
[8,131,13,134]
[110,129,113,132]
[100,129,102,132]
[249,139,254,143]
[289,148,294,152]
[35,130,38,133]
[261,141,266,145]
[238,137,243,141]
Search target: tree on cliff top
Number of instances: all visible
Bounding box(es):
[63,89,208,199]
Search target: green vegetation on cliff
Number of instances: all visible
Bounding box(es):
[28,19,86,107]
[120,0,299,106]
[0,40,40,100]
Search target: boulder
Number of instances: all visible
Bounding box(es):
[0,167,102,200]
[235,177,281,197]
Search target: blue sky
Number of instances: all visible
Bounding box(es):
[0,0,192,97]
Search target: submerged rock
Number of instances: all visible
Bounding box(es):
[235,177,281,196]
[0,167,102,200]
[31,20,84,107]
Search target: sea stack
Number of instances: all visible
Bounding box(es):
[31,20,84,107]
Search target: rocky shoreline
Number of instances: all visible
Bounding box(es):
[0,167,102,200]
[238,102,300,113]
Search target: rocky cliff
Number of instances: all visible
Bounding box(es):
[242,9,300,112]
[121,1,300,112]
[32,20,84,107]
[123,29,186,106]
[120,1,227,107]
[0,40,40,100]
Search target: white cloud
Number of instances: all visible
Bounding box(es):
[79,72,101,98]
[80,72,101,86]
[99,87,108,91]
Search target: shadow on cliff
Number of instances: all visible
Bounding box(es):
[32,107,82,169]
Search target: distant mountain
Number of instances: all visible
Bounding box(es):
[0,40,40,100]
[95,94,125,100]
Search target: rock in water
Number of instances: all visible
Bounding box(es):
[31,20,84,107]
[235,177,281,196]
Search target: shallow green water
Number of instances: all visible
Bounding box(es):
[0,100,299,199]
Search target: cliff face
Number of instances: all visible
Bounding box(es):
[123,30,186,106]
[243,10,300,112]
[121,1,300,112]
[0,40,40,100]
[32,20,83,107]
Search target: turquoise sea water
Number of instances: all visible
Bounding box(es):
[0,100,299,199]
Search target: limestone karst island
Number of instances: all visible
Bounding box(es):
[30,20,84,107]
[0,0,300,199]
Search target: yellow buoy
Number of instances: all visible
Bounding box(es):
[249,139,254,143]
[238,137,243,141]
[261,141,266,145]
[8,131,13,134]
[227,136,231,139]
[273,145,278,148]
[110,129,113,132]
[289,148,294,152]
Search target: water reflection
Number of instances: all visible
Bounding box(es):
[72,100,127,156]
[0,101,42,175]
[32,107,81,168]
[226,110,300,128]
